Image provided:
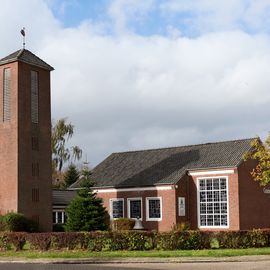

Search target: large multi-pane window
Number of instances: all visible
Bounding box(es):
[3,68,11,121]
[198,177,228,228]
[31,71,39,123]
[146,197,162,221]
[128,198,142,220]
[110,199,124,219]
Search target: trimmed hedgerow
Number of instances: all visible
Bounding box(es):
[27,233,52,251]
[1,229,270,252]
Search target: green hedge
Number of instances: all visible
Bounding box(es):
[0,229,270,251]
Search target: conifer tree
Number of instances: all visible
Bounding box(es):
[65,167,108,231]
[64,164,80,188]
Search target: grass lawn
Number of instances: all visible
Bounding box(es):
[0,248,270,259]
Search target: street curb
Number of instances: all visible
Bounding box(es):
[1,255,270,264]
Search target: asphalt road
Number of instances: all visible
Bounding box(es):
[0,262,270,270]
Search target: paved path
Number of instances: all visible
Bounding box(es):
[0,255,270,269]
[0,261,270,270]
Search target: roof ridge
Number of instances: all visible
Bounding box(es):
[111,137,257,155]
[17,49,24,58]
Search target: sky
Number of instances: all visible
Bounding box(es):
[1,0,270,167]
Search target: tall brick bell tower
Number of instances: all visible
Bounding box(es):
[0,49,53,231]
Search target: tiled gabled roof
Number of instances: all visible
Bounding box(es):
[0,49,54,71]
[53,189,77,206]
[70,138,255,189]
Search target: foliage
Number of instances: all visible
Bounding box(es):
[63,164,80,188]
[27,233,52,251]
[51,232,84,250]
[112,218,135,231]
[65,167,109,231]
[53,224,65,232]
[0,230,270,252]
[51,118,83,176]
[172,222,190,231]
[5,232,26,251]
[0,213,38,233]
[244,136,270,186]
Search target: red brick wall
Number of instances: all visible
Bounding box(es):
[17,62,52,231]
[238,160,270,229]
[0,60,52,231]
[0,62,19,214]
[96,186,177,231]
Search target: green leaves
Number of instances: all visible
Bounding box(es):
[51,118,82,174]
[244,136,270,186]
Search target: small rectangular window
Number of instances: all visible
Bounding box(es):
[128,198,142,220]
[110,199,124,219]
[146,197,162,221]
[53,211,65,224]
[32,188,39,202]
[31,71,39,123]
[3,68,11,121]
[32,137,39,151]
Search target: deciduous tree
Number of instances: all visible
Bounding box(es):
[244,135,270,186]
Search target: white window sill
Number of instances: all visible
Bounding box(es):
[146,218,162,222]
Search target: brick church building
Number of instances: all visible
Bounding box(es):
[0,49,53,231]
[1,48,270,233]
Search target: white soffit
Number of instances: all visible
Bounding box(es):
[94,185,173,193]
[188,169,235,176]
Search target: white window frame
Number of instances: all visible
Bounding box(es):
[127,197,143,220]
[178,197,186,216]
[197,176,230,229]
[146,197,162,221]
[109,198,124,220]
[53,210,65,224]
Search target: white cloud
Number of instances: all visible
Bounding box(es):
[108,0,155,34]
[160,0,270,33]
[1,0,270,166]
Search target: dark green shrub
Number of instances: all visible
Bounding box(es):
[0,213,38,232]
[53,224,65,232]
[112,218,135,231]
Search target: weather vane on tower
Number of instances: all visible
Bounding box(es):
[20,27,26,49]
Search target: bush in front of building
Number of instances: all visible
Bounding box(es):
[111,218,136,231]
[0,213,38,233]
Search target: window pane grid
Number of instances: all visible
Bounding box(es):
[199,178,228,227]
[112,200,123,219]
[148,199,161,219]
[129,200,141,219]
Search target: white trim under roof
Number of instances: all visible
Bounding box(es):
[188,169,235,176]
[94,185,173,193]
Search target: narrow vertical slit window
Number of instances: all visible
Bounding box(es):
[31,71,39,123]
[3,68,11,121]
[32,188,39,202]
